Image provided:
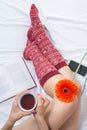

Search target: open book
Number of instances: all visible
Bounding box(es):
[0,58,37,103]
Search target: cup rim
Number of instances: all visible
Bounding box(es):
[18,92,37,112]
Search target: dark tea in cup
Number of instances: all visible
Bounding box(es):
[18,92,37,112]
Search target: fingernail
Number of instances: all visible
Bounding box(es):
[32,111,36,114]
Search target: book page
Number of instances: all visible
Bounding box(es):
[0,58,37,103]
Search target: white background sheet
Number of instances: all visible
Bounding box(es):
[0,0,87,129]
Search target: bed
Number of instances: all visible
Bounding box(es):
[0,0,87,129]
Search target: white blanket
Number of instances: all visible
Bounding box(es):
[0,0,87,129]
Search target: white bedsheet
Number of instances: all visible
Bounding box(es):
[0,0,87,129]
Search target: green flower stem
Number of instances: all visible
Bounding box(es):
[72,51,87,81]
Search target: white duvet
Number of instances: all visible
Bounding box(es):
[0,0,87,129]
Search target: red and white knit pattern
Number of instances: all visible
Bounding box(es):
[23,40,59,86]
[28,4,67,69]
[30,4,42,26]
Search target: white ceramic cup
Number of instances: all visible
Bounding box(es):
[18,92,37,112]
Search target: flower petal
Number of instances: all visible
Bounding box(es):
[55,79,78,102]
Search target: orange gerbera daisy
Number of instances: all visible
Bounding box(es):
[55,79,78,103]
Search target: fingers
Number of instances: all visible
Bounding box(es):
[37,94,50,107]
[23,109,36,116]
[42,96,50,106]
[37,94,44,106]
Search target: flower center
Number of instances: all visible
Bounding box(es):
[63,88,69,94]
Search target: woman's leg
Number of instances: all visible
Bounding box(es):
[23,4,82,129]
[13,116,38,130]
[28,5,82,129]
[23,41,79,130]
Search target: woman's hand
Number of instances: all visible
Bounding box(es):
[35,94,50,119]
[34,94,50,130]
[8,90,35,124]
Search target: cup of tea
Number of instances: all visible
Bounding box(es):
[18,92,37,112]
